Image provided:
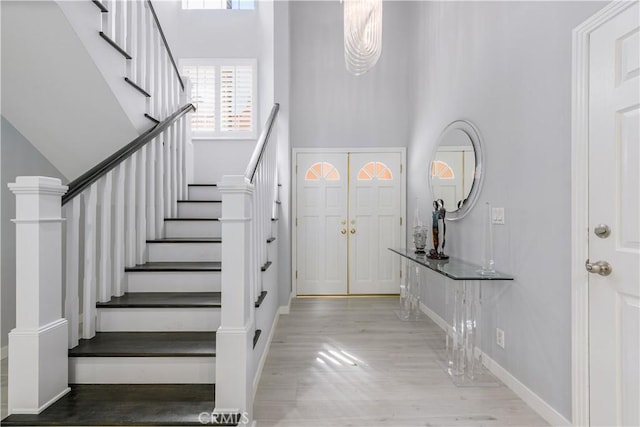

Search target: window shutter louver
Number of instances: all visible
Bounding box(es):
[220,65,254,133]
[181,59,256,138]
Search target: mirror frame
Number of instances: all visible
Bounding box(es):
[429,120,485,221]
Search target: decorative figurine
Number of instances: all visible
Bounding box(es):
[428,199,449,260]
[413,201,427,253]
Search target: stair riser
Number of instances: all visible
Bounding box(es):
[69,357,215,384]
[189,187,220,201]
[177,202,221,218]
[147,242,221,262]
[127,271,221,292]
[97,308,221,332]
[165,221,221,238]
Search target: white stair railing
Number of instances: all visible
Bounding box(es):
[215,104,279,419]
[7,1,192,414]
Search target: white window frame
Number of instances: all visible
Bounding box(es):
[181,0,255,10]
[181,58,258,140]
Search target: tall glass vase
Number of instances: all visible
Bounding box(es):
[479,202,496,276]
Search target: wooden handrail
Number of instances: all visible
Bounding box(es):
[146,0,184,90]
[62,103,195,205]
[245,103,280,183]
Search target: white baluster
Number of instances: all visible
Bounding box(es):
[145,2,154,117]
[164,129,172,216]
[147,139,157,240]
[98,173,113,303]
[171,124,178,216]
[126,0,136,80]
[64,197,81,349]
[155,137,165,236]
[136,145,148,264]
[154,28,162,118]
[105,0,115,39]
[113,163,126,296]
[137,0,147,89]
[82,183,98,339]
[116,0,126,50]
[125,155,137,268]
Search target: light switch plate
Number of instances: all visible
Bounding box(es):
[492,207,505,225]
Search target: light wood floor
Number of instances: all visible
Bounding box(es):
[254,297,548,426]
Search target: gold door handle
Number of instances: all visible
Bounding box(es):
[350,228,356,234]
[341,229,347,235]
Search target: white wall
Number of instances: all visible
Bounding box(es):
[290,1,414,149]
[1,1,139,181]
[407,1,606,420]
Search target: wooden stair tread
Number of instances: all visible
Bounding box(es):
[255,291,267,308]
[177,199,221,203]
[126,262,221,272]
[188,183,217,187]
[97,292,221,308]
[68,332,216,357]
[1,384,240,426]
[261,261,272,272]
[147,238,222,243]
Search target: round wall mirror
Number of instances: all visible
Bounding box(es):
[429,120,484,220]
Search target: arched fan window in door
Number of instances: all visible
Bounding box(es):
[357,161,393,181]
[431,160,455,179]
[304,162,341,181]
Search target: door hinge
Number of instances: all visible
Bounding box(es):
[400,217,403,226]
[296,218,298,226]
[296,165,298,174]
[400,164,403,173]
[400,270,403,278]
[295,270,298,279]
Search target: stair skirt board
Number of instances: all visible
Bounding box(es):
[188,185,220,201]
[127,271,221,292]
[97,308,221,332]
[69,357,215,384]
[177,201,222,218]
[147,241,221,262]
[165,220,221,238]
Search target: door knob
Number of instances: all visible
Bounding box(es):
[594,224,611,238]
[341,229,347,235]
[585,259,612,276]
[350,228,356,234]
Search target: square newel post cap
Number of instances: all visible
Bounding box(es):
[218,175,254,194]
[8,176,68,195]
[8,177,68,220]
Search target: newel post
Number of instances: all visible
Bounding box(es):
[215,175,254,418]
[8,176,70,414]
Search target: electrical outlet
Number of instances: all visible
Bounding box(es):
[496,328,505,348]
[492,207,505,225]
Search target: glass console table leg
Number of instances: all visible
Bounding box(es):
[398,259,421,321]
[398,258,411,320]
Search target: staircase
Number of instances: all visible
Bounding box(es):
[4,1,280,424]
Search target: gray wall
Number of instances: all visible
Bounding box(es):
[1,116,67,349]
[407,1,605,420]
[290,1,414,149]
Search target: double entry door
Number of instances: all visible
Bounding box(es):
[295,150,404,295]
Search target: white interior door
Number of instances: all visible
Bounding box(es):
[588,3,639,425]
[295,150,404,296]
[349,153,402,294]
[296,153,348,295]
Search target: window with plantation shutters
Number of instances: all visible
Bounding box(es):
[180,59,257,139]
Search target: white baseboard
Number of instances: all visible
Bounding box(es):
[418,302,570,427]
[278,292,293,315]
[1,345,7,360]
[252,309,281,398]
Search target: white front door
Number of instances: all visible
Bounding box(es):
[296,153,348,295]
[588,2,639,425]
[295,150,404,295]
[349,152,402,294]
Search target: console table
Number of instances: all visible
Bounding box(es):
[389,248,513,386]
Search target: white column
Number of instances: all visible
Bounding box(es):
[215,175,254,419]
[8,176,70,414]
